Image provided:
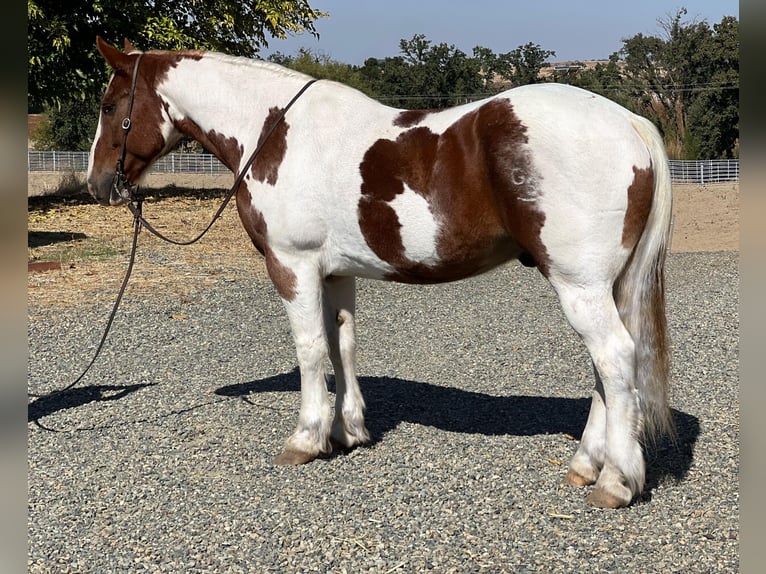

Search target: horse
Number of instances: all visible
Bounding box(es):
[87,37,673,508]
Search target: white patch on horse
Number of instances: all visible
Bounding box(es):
[389,184,440,265]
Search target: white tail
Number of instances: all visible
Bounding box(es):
[615,116,674,442]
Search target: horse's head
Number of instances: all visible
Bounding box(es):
[87,37,182,206]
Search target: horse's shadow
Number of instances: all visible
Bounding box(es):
[216,368,699,488]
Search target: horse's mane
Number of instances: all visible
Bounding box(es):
[173,49,315,81]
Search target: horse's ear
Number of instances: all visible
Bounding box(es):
[123,38,138,53]
[96,35,132,73]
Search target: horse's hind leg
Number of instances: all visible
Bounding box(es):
[273,262,333,465]
[564,369,606,487]
[552,280,644,508]
[323,276,370,450]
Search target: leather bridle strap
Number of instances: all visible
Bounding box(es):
[112,53,144,204]
[127,78,318,245]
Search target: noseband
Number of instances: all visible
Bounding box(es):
[111,53,144,205]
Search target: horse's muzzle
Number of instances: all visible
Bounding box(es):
[87,171,135,206]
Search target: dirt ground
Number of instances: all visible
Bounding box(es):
[27,182,738,309]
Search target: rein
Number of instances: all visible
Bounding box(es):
[125,77,318,245]
[30,60,317,402]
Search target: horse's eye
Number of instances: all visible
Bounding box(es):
[102,104,115,115]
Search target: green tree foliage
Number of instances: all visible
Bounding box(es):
[28,0,328,112]
[359,34,486,108]
[268,49,372,93]
[683,16,739,159]
[616,10,738,159]
[504,42,556,86]
[33,96,101,151]
[356,36,555,109]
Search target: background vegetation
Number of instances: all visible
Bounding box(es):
[28,3,738,159]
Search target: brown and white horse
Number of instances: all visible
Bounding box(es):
[87,37,673,508]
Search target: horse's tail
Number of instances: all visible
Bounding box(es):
[615,115,674,443]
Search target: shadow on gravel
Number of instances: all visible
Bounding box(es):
[216,369,699,486]
[28,383,156,430]
[643,411,701,496]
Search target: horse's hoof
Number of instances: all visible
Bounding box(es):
[562,468,596,487]
[330,424,370,453]
[273,449,317,465]
[329,435,363,454]
[586,487,631,509]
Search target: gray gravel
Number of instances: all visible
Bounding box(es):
[28,251,739,573]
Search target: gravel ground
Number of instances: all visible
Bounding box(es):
[28,251,739,573]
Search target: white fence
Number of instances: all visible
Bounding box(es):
[668,159,739,184]
[28,151,739,184]
[27,151,229,175]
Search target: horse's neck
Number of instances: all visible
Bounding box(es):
[161,55,311,172]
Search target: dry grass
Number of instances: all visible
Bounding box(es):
[28,188,268,310]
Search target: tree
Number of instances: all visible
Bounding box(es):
[28,0,328,112]
[570,55,633,109]
[683,16,739,158]
[359,35,487,109]
[504,42,555,86]
[616,9,739,159]
[33,96,100,151]
[268,49,372,94]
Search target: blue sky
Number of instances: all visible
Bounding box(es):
[261,1,739,64]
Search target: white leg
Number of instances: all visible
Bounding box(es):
[273,263,333,465]
[553,280,644,508]
[564,367,606,486]
[323,276,370,450]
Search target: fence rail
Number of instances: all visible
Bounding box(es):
[668,159,739,184]
[28,151,739,184]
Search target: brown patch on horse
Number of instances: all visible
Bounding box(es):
[622,165,654,249]
[393,109,435,128]
[235,186,297,301]
[174,119,244,172]
[251,107,290,185]
[358,98,549,282]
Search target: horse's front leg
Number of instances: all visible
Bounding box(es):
[272,260,333,465]
[323,276,370,451]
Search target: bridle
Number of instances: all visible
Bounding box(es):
[110,52,144,206]
[112,52,317,244]
[29,53,317,406]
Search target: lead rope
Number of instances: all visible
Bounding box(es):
[128,78,317,245]
[29,77,318,402]
[28,199,144,400]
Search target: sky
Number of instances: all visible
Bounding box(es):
[260,0,739,64]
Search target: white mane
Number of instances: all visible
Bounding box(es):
[200,51,315,82]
